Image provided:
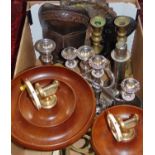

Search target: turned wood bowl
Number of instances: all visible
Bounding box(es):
[12,66,96,151]
[92,105,143,155]
[18,79,76,128]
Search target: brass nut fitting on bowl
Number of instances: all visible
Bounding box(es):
[20,79,59,110]
[107,112,139,142]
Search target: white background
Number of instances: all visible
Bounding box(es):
[0,0,154,154]
[143,0,155,154]
[0,0,11,155]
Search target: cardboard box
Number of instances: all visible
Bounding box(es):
[12,0,143,155]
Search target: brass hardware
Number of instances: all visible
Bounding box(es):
[35,80,59,97]
[40,94,57,109]
[90,16,106,54]
[114,16,130,42]
[107,112,139,142]
[20,79,59,110]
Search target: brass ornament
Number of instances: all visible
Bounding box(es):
[107,112,139,142]
[20,80,59,110]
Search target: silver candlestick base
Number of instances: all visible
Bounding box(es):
[77,45,94,78]
[35,38,56,64]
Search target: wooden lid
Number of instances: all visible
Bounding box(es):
[92,105,143,155]
[12,66,96,151]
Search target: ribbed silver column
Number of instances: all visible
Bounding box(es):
[111,41,131,89]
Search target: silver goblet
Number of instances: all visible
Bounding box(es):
[77,45,94,77]
[61,47,77,69]
[35,38,56,64]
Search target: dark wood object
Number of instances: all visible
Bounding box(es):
[12,66,96,151]
[39,3,90,62]
[92,105,143,155]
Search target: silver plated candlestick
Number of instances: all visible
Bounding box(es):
[35,38,56,64]
[89,55,108,114]
[61,47,78,69]
[77,45,94,78]
[121,78,140,102]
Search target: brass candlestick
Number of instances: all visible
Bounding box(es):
[114,16,130,43]
[90,15,106,54]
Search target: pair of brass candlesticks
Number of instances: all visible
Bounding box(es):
[20,79,59,110]
[90,15,131,54]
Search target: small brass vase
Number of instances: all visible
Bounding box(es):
[114,16,130,43]
[90,15,106,54]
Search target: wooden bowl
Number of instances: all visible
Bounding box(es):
[12,66,96,151]
[18,79,76,128]
[92,105,143,155]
